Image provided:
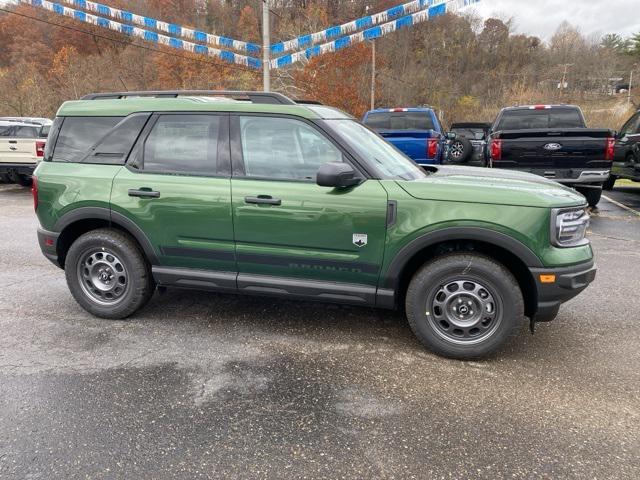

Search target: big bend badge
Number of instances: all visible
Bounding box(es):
[353,234,368,248]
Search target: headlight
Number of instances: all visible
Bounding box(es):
[550,207,590,247]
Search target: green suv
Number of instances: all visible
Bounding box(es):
[34,91,596,359]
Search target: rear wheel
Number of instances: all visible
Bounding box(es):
[65,228,155,319]
[16,174,32,187]
[405,253,524,359]
[602,175,616,191]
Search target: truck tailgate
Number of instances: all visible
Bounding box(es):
[0,138,38,164]
[495,128,611,169]
[377,129,431,162]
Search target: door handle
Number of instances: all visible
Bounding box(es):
[245,195,281,206]
[128,188,160,198]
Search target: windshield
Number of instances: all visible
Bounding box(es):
[328,120,427,181]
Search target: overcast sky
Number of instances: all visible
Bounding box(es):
[468,0,638,41]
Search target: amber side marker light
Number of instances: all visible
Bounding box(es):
[539,274,556,284]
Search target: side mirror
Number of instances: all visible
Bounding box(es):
[446,132,457,140]
[316,162,361,188]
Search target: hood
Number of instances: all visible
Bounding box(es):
[398,165,586,208]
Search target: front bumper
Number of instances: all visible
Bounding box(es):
[37,228,61,267]
[529,260,596,322]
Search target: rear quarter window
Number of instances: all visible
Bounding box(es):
[51,115,148,164]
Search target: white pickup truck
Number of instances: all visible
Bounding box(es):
[0,118,51,186]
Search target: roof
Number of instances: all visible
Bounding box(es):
[366,107,435,114]
[56,97,321,119]
[503,104,580,110]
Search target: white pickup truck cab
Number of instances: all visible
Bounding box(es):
[0,119,51,186]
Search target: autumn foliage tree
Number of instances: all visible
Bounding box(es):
[0,1,637,127]
[294,42,375,119]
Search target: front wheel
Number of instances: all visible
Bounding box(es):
[576,187,602,208]
[65,228,155,319]
[405,253,524,359]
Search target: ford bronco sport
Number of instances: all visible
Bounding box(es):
[34,91,596,359]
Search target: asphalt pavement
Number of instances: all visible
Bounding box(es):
[0,183,639,479]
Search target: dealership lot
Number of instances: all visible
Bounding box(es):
[0,184,639,479]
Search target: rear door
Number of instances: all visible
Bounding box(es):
[230,114,388,301]
[110,113,236,279]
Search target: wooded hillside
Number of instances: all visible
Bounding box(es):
[1,0,638,128]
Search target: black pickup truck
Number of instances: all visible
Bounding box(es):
[488,105,614,207]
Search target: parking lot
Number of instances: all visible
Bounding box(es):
[0,183,639,479]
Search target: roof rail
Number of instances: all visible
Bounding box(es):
[295,99,324,105]
[80,90,296,105]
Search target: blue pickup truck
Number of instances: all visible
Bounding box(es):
[362,108,445,165]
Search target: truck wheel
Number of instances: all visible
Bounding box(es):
[577,188,602,208]
[16,175,32,187]
[602,175,616,191]
[405,253,524,359]
[448,138,473,163]
[65,228,155,319]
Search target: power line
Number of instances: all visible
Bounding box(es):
[0,6,260,75]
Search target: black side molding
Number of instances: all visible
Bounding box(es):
[383,227,543,289]
[150,266,385,308]
[53,207,160,265]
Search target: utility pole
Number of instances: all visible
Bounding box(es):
[628,66,635,106]
[262,0,270,92]
[370,40,376,111]
[559,63,573,94]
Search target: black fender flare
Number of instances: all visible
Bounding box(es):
[382,227,543,290]
[54,207,159,264]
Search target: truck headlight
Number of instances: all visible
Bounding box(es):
[551,207,590,247]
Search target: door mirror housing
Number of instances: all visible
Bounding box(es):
[316,162,361,188]
[446,131,457,140]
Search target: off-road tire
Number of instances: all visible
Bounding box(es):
[16,175,32,187]
[577,188,602,208]
[448,137,473,163]
[65,228,155,319]
[602,175,616,191]
[405,253,524,360]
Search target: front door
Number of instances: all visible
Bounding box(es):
[230,114,389,293]
[614,112,640,178]
[110,113,236,275]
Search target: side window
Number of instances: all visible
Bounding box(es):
[621,114,640,136]
[239,116,343,180]
[143,114,221,176]
[87,114,150,164]
[52,117,122,162]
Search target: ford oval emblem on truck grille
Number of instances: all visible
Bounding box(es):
[544,143,562,151]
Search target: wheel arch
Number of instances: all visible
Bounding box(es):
[54,207,159,268]
[382,228,541,319]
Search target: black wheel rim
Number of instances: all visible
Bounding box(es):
[426,278,502,345]
[77,249,128,306]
